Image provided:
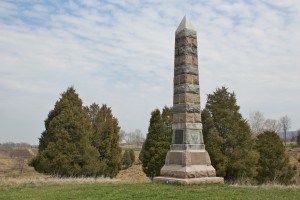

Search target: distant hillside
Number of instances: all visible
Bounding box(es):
[278,131,298,140]
[0,144,38,176]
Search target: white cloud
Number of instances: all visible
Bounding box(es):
[0,0,299,144]
[0,1,17,16]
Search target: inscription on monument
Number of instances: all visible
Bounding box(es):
[174,130,183,144]
[186,130,200,144]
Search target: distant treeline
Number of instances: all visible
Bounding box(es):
[0,142,37,148]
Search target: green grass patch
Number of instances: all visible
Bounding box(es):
[284,141,299,148]
[1,182,300,200]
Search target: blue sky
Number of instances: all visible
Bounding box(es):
[1,0,299,144]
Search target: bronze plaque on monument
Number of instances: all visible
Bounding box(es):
[174,130,183,144]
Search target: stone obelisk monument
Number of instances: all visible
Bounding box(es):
[153,16,224,184]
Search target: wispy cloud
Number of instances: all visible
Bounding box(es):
[0,0,299,143]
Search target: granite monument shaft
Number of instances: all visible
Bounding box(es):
[153,16,224,184]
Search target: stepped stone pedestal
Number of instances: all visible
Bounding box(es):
[152,16,223,185]
[153,149,224,184]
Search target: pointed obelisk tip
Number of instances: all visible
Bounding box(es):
[176,15,196,33]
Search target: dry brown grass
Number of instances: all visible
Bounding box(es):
[0,147,37,177]
[0,145,150,187]
[0,159,149,187]
[0,175,146,187]
[231,182,300,188]
[287,148,300,184]
[117,164,150,183]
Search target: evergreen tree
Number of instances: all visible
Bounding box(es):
[122,150,132,169]
[31,87,101,177]
[129,149,135,165]
[139,143,144,163]
[142,106,172,179]
[256,131,295,184]
[88,104,122,178]
[297,130,300,146]
[202,87,258,182]
[86,103,100,131]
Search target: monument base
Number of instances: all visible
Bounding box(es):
[153,176,224,185]
[153,149,224,184]
[160,164,216,178]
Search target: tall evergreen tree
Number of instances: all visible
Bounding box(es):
[122,150,132,169]
[142,106,172,179]
[297,129,300,146]
[31,87,101,177]
[129,149,135,165]
[87,104,122,178]
[202,87,258,182]
[256,130,295,184]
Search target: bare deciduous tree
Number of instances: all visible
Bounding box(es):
[11,148,32,174]
[133,129,145,147]
[249,111,265,136]
[248,111,282,137]
[121,129,145,146]
[264,119,282,134]
[119,130,126,143]
[280,115,291,146]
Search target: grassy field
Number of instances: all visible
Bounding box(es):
[0,182,300,200]
[1,144,300,199]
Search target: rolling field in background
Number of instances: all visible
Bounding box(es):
[1,144,300,199]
